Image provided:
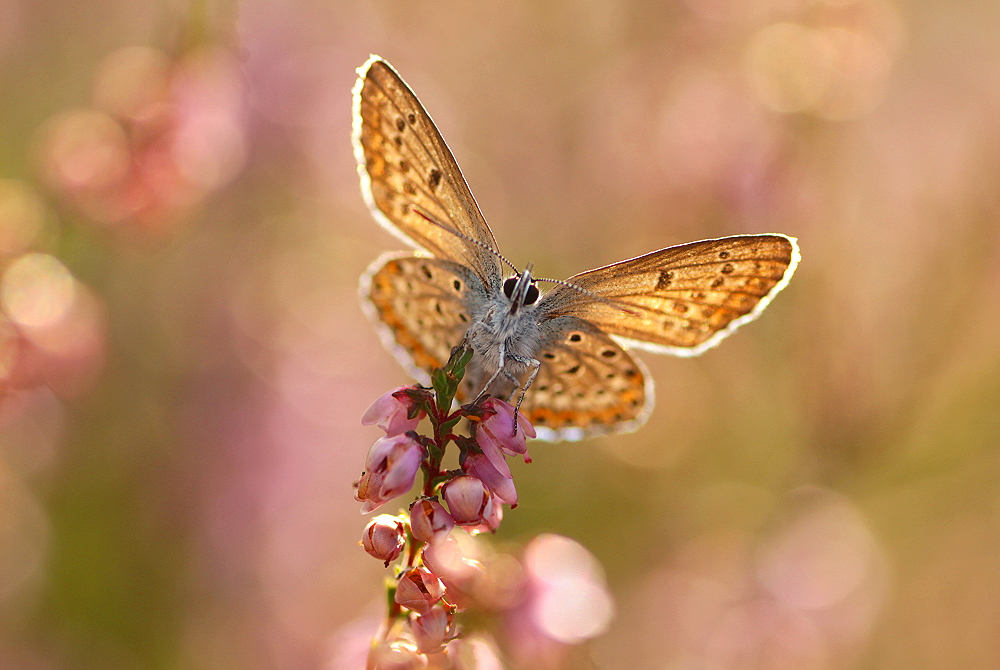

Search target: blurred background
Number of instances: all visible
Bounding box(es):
[1,0,999,668]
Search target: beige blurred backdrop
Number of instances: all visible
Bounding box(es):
[1,0,999,668]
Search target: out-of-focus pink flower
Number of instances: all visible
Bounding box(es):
[443,636,505,670]
[410,606,453,654]
[422,534,484,587]
[464,453,517,506]
[0,255,107,399]
[395,567,446,615]
[421,533,488,610]
[409,499,454,545]
[36,46,246,236]
[441,475,494,527]
[362,387,425,436]
[503,534,614,666]
[367,639,427,670]
[357,434,424,514]
[362,514,407,566]
[475,398,534,478]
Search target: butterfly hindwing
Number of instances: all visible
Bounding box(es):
[362,253,484,385]
[518,316,652,441]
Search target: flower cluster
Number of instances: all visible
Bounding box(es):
[0,184,107,407]
[36,45,246,236]
[355,344,539,665]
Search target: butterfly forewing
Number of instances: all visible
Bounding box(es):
[353,56,502,289]
[539,234,799,355]
[363,254,483,384]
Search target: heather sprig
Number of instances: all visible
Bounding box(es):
[356,343,533,662]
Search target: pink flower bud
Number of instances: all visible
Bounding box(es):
[475,398,535,477]
[409,499,454,544]
[410,606,452,653]
[395,567,446,615]
[464,453,517,506]
[395,568,445,614]
[361,514,406,566]
[356,434,425,514]
[441,475,493,526]
[362,386,426,436]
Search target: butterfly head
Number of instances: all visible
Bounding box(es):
[502,266,540,315]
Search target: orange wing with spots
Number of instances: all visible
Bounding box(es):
[361,253,482,386]
[538,234,799,357]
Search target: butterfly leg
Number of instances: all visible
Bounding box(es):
[506,354,539,438]
[474,340,508,403]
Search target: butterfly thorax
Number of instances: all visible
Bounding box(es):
[466,268,544,399]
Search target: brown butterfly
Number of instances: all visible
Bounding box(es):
[354,55,799,441]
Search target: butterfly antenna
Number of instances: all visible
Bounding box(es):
[533,276,643,317]
[412,206,519,274]
[412,206,638,316]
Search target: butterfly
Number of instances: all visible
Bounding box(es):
[353,55,800,442]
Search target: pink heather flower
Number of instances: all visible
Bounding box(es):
[410,606,453,654]
[395,567,446,615]
[441,475,494,527]
[476,398,534,477]
[464,453,517,506]
[362,387,425,436]
[356,434,424,514]
[361,514,406,566]
[409,499,454,545]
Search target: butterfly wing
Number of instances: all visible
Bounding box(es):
[353,56,502,289]
[517,316,653,441]
[362,253,485,385]
[538,234,800,356]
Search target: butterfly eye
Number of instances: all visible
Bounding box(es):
[524,284,539,305]
[503,276,518,299]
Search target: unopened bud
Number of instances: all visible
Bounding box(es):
[356,434,424,513]
[395,566,446,615]
[442,475,492,526]
[410,499,454,544]
[362,386,426,436]
[361,514,406,566]
[410,606,452,653]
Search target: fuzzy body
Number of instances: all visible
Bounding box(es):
[464,273,544,400]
